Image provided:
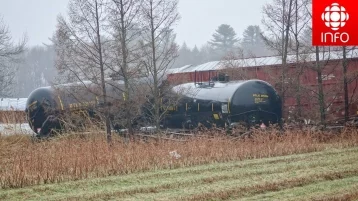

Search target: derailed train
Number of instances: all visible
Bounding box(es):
[25,75,282,137]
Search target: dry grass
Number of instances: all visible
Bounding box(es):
[1,127,358,190]
[1,142,358,201]
[0,111,26,124]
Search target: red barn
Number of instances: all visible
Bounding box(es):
[166,49,358,123]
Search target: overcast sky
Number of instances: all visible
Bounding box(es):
[0,0,269,48]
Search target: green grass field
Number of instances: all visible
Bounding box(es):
[1,146,358,201]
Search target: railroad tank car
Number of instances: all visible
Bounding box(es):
[25,78,132,137]
[26,75,282,137]
[163,79,282,129]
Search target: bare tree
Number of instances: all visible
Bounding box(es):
[0,17,26,97]
[54,0,112,142]
[138,0,180,133]
[302,3,327,126]
[219,48,254,80]
[342,46,349,122]
[339,46,358,123]
[106,0,144,138]
[346,47,358,121]
[261,0,294,118]
[315,47,326,126]
[287,0,310,124]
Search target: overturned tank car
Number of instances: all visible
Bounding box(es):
[25,77,147,137]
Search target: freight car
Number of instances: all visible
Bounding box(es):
[25,77,143,137]
[25,75,282,137]
[162,77,282,129]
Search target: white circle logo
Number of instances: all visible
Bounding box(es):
[321,3,349,31]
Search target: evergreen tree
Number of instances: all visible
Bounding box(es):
[241,25,271,57]
[209,24,239,55]
[192,45,201,65]
[200,43,220,63]
[178,42,192,63]
[172,42,192,68]
[242,25,262,46]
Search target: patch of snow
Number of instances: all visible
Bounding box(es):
[169,150,181,159]
[0,123,34,136]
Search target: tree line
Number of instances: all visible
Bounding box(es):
[172,24,273,68]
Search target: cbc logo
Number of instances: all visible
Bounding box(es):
[321,3,349,31]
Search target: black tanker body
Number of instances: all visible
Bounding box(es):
[26,79,127,137]
[165,79,282,129]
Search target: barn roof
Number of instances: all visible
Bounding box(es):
[169,49,358,74]
[166,65,193,74]
[0,98,27,111]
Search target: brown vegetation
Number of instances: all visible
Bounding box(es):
[1,127,358,189]
[0,111,26,124]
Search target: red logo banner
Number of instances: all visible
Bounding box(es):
[312,0,358,46]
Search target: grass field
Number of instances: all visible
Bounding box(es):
[2,128,358,200]
[1,145,358,200]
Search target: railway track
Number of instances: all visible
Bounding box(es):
[127,121,358,142]
[1,119,356,139]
